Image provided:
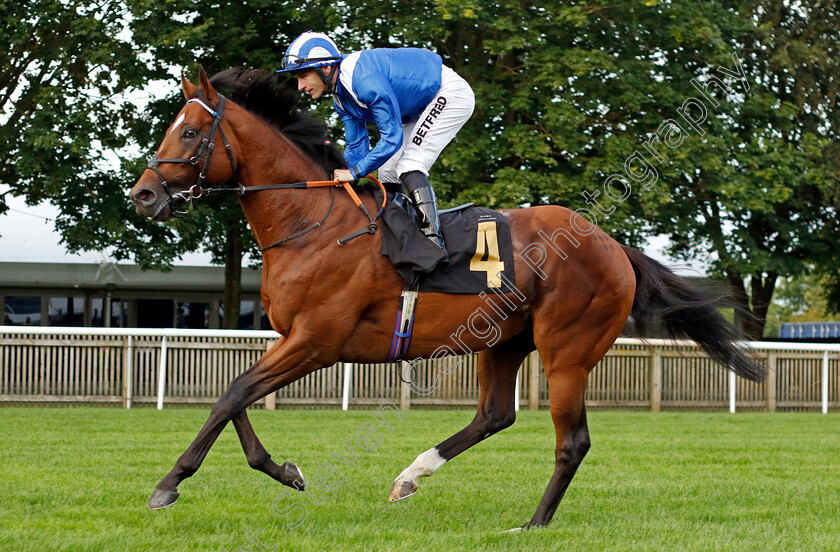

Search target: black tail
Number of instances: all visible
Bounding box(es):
[622,245,766,382]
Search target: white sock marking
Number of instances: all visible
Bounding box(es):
[396,447,446,484]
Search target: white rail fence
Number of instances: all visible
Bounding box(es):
[1,327,838,412]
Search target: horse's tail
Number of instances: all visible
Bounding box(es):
[621,245,766,382]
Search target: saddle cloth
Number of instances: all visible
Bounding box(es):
[377,191,516,294]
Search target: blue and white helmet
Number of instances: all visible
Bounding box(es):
[278,32,342,74]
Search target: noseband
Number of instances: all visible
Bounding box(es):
[145,95,239,220]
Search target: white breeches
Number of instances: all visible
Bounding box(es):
[378,66,475,183]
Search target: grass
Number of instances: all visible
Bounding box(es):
[1,407,838,552]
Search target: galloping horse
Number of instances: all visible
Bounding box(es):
[130,68,765,528]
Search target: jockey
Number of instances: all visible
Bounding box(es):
[278,31,475,252]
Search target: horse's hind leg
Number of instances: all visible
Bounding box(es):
[524,369,590,529]
[389,333,533,502]
[514,322,614,528]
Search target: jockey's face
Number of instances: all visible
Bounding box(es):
[296,66,333,100]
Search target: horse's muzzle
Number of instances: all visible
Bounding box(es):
[130,182,172,221]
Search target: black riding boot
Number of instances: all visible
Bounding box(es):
[400,171,446,251]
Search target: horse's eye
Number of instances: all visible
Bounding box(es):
[184,128,198,139]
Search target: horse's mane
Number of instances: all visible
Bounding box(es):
[209,68,346,174]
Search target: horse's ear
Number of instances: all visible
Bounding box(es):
[182,70,198,100]
[198,66,219,103]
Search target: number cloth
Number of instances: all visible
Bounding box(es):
[378,192,516,294]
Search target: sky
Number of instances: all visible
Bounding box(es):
[0,192,213,265]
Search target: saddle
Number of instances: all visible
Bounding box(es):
[374,188,518,360]
[376,190,517,294]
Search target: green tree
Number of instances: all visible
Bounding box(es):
[1,0,334,327]
[333,0,838,339]
[331,0,666,252]
[7,0,838,338]
[119,0,335,327]
[0,0,201,266]
[764,271,836,337]
[637,1,839,339]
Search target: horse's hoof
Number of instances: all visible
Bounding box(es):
[502,522,542,533]
[148,488,179,510]
[281,461,305,491]
[388,480,417,502]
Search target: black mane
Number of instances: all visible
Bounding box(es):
[209,68,346,174]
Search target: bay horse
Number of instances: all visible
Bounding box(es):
[129,68,765,528]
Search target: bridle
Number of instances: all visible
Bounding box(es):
[144,93,388,250]
[145,94,238,221]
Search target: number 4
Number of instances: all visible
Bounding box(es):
[470,221,505,288]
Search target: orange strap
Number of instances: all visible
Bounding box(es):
[304,175,388,211]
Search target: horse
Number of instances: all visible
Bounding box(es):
[129,67,765,529]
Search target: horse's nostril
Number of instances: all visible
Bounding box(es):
[134,189,155,204]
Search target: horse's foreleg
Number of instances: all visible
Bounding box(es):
[389,335,532,502]
[232,410,305,489]
[148,337,319,510]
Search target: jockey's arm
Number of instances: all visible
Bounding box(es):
[345,74,404,180]
[340,113,370,173]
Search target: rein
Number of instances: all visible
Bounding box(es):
[146,93,388,250]
[207,178,388,251]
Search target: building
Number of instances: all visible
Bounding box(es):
[1,261,269,329]
[779,322,840,342]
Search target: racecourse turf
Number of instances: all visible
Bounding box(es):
[0,407,838,552]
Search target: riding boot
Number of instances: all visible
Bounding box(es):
[400,171,446,251]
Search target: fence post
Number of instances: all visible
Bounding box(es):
[400,361,411,411]
[157,336,167,410]
[766,352,776,412]
[729,369,736,413]
[264,390,276,411]
[342,363,352,411]
[822,351,829,415]
[122,335,133,409]
[514,371,520,412]
[650,348,662,412]
[529,351,540,411]
[263,340,276,410]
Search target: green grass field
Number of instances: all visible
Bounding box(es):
[1,407,838,552]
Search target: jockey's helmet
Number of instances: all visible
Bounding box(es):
[278,32,342,74]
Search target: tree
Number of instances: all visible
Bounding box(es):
[331,0,663,251]
[0,0,202,265]
[7,1,838,337]
[636,1,840,339]
[764,271,835,338]
[118,0,337,327]
[2,0,336,328]
[333,0,839,339]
